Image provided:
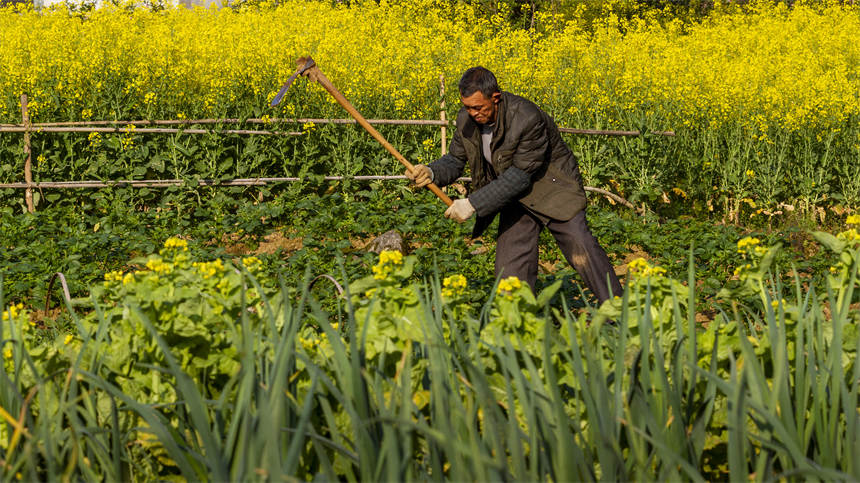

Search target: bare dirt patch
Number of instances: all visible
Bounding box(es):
[29,308,64,328]
[219,233,256,256]
[539,260,559,274]
[614,244,651,278]
[786,230,822,259]
[350,236,375,251]
[255,232,304,256]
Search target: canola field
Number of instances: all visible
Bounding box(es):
[1,0,860,213]
[2,1,860,480]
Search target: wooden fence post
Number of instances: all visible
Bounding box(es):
[439,74,447,156]
[21,94,34,213]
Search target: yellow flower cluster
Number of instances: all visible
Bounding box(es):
[734,263,753,277]
[121,124,136,150]
[441,274,467,298]
[837,228,860,245]
[627,258,667,279]
[103,270,125,287]
[241,256,262,273]
[2,302,24,322]
[737,236,767,256]
[145,257,174,274]
[496,276,522,299]
[1,0,858,136]
[193,259,224,279]
[371,250,403,281]
[87,131,102,148]
[162,237,189,251]
[104,270,124,282]
[847,214,860,225]
[298,336,316,352]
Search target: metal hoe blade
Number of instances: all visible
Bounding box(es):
[270,57,316,107]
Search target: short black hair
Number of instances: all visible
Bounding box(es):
[458,67,500,98]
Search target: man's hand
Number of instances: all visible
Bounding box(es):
[444,198,475,223]
[405,165,433,188]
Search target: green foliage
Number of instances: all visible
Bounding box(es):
[3,226,859,480]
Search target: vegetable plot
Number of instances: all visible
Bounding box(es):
[2,217,858,480]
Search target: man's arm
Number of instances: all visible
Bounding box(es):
[428,153,466,187]
[468,167,531,216]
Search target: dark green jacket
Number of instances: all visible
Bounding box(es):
[429,91,587,236]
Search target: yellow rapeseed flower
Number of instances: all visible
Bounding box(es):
[627,258,667,279]
[2,0,859,137]
[737,236,761,254]
[836,228,860,244]
[103,270,124,287]
[442,274,467,298]
[193,259,224,279]
[741,198,756,209]
[496,276,522,298]
[242,256,262,272]
[847,214,860,225]
[372,250,403,280]
[122,273,135,286]
[146,257,173,274]
[87,131,101,148]
[2,303,24,321]
[378,250,403,265]
[163,237,188,251]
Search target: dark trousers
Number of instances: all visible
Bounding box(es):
[495,205,622,303]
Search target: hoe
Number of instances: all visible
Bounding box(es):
[270,56,453,207]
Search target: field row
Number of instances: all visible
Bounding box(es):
[2,219,859,480]
[1,1,860,212]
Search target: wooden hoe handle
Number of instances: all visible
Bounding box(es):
[297,57,454,207]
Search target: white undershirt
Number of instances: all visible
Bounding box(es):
[480,122,494,165]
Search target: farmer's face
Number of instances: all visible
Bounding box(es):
[460,91,501,125]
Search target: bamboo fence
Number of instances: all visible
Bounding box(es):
[1,91,673,212]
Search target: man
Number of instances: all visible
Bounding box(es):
[405,66,622,303]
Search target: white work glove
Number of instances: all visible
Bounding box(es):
[444,198,475,223]
[405,164,434,188]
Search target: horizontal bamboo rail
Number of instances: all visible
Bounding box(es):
[558,127,675,137]
[0,118,449,128]
[0,119,675,137]
[0,126,302,136]
[0,176,409,188]
[0,177,638,212]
